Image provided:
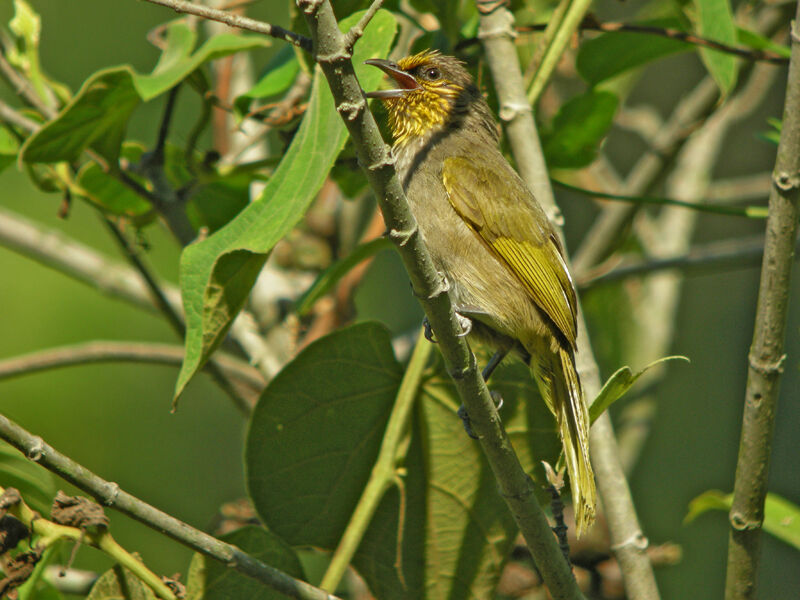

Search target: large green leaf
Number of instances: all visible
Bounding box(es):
[174,9,396,399]
[686,491,800,551]
[87,566,157,600]
[589,356,689,424]
[541,89,619,169]
[245,323,403,547]
[357,353,560,599]
[576,19,692,85]
[20,22,270,165]
[185,526,304,599]
[691,0,738,95]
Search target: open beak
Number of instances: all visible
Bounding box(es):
[364,59,419,99]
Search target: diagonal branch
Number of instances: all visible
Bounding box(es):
[295,0,584,597]
[0,415,341,600]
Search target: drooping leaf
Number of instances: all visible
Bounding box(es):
[20,22,270,166]
[245,323,403,547]
[185,526,304,600]
[86,565,157,600]
[589,355,690,424]
[686,491,800,551]
[0,440,56,516]
[174,10,396,399]
[691,0,738,95]
[576,19,693,85]
[541,90,619,168]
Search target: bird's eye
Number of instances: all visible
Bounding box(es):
[424,67,441,80]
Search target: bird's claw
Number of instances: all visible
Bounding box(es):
[454,312,472,337]
[458,391,504,440]
[422,317,437,343]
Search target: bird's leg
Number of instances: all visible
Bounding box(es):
[458,349,508,439]
[482,348,509,384]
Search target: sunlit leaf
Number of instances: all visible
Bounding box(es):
[691,0,738,94]
[686,491,800,551]
[174,9,396,399]
[589,356,689,423]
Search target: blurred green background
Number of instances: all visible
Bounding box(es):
[1,1,799,598]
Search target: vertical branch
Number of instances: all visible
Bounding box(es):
[474,2,660,599]
[725,4,800,598]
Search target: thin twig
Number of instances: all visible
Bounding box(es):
[139,0,313,52]
[513,17,790,64]
[577,235,795,289]
[0,47,57,119]
[725,5,800,597]
[344,0,385,49]
[0,98,41,132]
[0,415,342,600]
[0,340,265,391]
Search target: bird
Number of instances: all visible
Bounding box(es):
[364,50,596,535]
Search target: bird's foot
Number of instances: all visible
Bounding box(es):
[458,390,504,439]
[454,311,472,337]
[422,317,437,343]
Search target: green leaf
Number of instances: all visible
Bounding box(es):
[691,0,738,95]
[589,356,690,423]
[576,19,692,85]
[186,526,304,600]
[87,565,157,600]
[0,125,20,174]
[686,491,800,551]
[20,22,270,166]
[541,90,619,168]
[234,47,300,119]
[355,355,560,599]
[20,67,140,164]
[0,440,56,515]
[246,323,403,547]
[296,238,393,315]
[75,143,152,218]
[737,27,791,59]
[174,9,397,399]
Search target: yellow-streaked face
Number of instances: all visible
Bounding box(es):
[366,51,465,146]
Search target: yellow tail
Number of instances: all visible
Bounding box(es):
[531,345,596,536]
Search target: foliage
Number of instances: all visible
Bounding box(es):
[0,0,797,598]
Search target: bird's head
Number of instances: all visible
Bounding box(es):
[365,50,480,146]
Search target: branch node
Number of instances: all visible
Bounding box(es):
[729,510,762,531]
[367,148,395,170]
[315,51,351,64]
[101,482,121,506]
[748,352,786,376]
[476,0,511,16]
[26,437,46,462]
[610,530,649,552]
[773,169,800,192]
[387,225,418,247]
[337,100,365,121]
[791,20,800,45]
[498,101,532,122]
[296,0,323,15]
[477,9,516,39]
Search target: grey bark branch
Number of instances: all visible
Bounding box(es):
[474,3,660,599]
[0,414,341,600]
[725,3,800,597]
[295,0,584,597]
